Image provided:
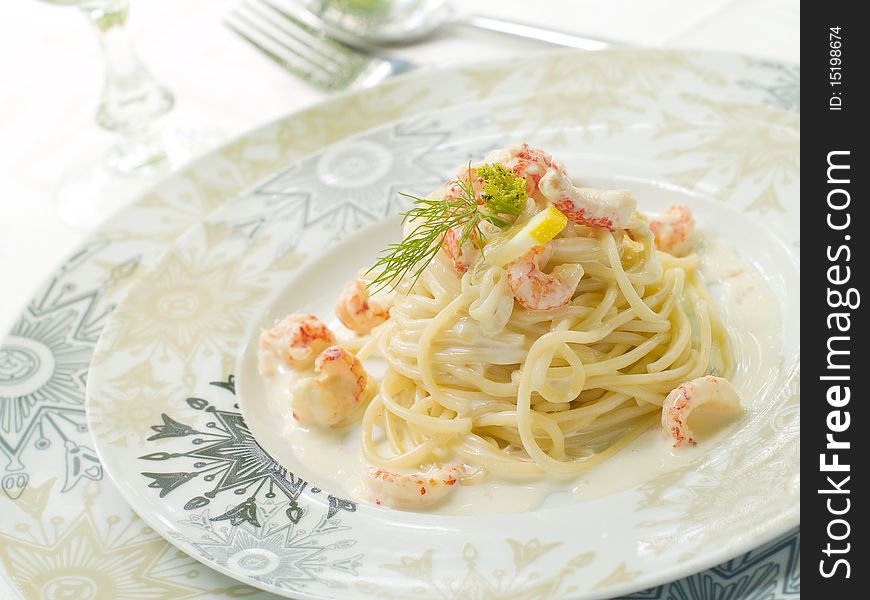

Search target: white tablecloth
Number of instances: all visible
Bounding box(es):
[0,0,798,334]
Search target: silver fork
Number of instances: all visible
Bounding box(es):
[226,0,415,91]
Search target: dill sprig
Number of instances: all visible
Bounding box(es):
[367,163,526,292]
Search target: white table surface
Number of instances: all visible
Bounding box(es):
[0,0,798,335]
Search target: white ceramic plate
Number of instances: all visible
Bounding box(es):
[1,47,800,600]
[85,84,799,599]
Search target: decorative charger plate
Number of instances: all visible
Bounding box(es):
[85,81,800,600]
[1,49,799,600]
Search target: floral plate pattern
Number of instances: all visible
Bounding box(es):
[1,49,799,600]
[86,85,799,599]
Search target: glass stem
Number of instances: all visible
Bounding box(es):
[82,0,175,175]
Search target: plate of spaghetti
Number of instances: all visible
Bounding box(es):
[87,86,799,598]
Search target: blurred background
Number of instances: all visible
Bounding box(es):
[0,0,798,333]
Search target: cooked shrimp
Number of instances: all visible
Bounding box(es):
[258,313,335,375]
[507,245,584,310]
[335,279,393,335]
[444,164,485,201]
[650,204,695,256]
[439,167,487,273]
[662,375,742,448]
[538,168,636,231]
[484,143,555,197]
[365,465,466,509]
[442,225,480,273]
[291,346,370,427]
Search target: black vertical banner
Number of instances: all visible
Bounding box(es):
[804,3,866,597]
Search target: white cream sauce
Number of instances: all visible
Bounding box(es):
[242,236,783,515]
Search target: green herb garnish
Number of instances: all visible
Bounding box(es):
[476,163,528,225]
[367,163,526,292]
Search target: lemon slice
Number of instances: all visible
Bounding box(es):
[484,206,568,267]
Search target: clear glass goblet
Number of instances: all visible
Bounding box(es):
[42,0,210,230]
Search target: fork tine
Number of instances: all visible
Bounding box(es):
[227,13,337,88]
[226,0,400,90]
[226,19,295,74]
[242,1,356,74]
[256,0,360,58]
[233,6,343,78]
[227,2,371,90]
